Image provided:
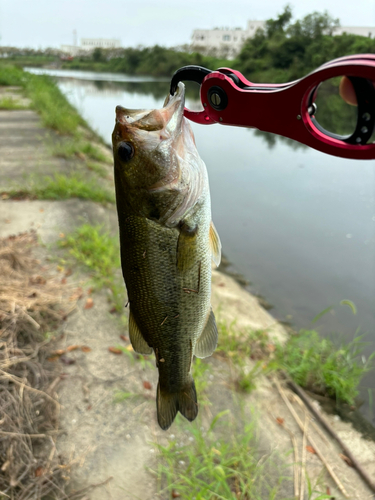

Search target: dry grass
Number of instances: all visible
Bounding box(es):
[0,231,77,499]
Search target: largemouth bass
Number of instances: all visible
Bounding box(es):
[112,83,221,430]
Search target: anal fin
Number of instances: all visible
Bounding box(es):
[194,309,218,358]
[209,221,221,267]
[129,309,152,355]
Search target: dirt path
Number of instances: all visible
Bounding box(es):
[1,100,375,500]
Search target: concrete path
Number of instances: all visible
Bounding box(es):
[1,96,374,500]
[0,109,72,191]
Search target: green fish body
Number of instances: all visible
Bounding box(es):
[112,83,221,430]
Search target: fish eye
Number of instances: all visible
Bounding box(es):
[118,142,134,162]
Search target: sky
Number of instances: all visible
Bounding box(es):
[0,0,374,49]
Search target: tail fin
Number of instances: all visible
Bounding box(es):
[156,377,198,430]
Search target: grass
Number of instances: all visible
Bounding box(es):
[58,224,124,312]
[51,139,109,163]
[24,73,84,135]
[114,391,142,403]
[154,411,289,500]
[0,96,29,110]
[0,65,114,203]
[0,64,25,86]
[276,329,375,405]
[6,173,115,205]
[0,64,106,142]
[216,320,374,407]
[216,322,274,394]
[0,55,56,68]
[87,161,110,178]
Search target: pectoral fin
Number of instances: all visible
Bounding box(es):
[176,223,198,271]
[129,310,153,355]
[209,221,221,267]
[194,309,218,358]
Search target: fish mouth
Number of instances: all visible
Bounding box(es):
[115,107,150,126]
[115,83,185,133]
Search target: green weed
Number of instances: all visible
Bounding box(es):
[0,65,98,139]
[236,362,264,393]
[59,224,124,312]
[117,346,154,369]
[8,174,114,205]
[217,322,271,360]
[216,322,251,361]
[154,411,288,500]
[305,470,334,500]
[52,140,108,162]
[192,358,212,407]
[0,96,29,110]
[276,330,375,404]
[216,322,273,393]
[0,65,25,85]
[60,224,120,275]
[24,73,84,135]
[113,391,141,403]
[87,161,110,178]
[0,56,56,68]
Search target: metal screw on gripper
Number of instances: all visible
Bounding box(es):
[210,93,221,107]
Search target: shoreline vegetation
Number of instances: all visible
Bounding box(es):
[0,62,374,432]
[1,7,375,83]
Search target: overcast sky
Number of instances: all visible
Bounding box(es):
[1,0,374,49]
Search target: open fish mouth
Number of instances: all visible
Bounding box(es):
[115,82,185,134]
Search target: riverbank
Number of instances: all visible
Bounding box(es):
[1,68,375,499]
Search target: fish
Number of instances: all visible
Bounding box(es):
[112,82,221,430]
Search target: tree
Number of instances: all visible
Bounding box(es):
[92,48,104,62]
[265,5,293,37]
[287,11,340,38]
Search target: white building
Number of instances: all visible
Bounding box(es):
[333,26,375,38]
[191,21,266,59]
[61,38,121,56]
[191,21,375,59]
[81,38,121,49]
[60,44,80,56]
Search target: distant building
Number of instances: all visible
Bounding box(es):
[191,21,265,59]
[333,26,375,38]
[60,44,80,56]
[61,38,121,56]
[191,21,375,59]
[81,38,121,50]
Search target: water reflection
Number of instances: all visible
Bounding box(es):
[254,129,308,150]
[91,79,170,99]
[55,76,170,99]
[313,77,359,136]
